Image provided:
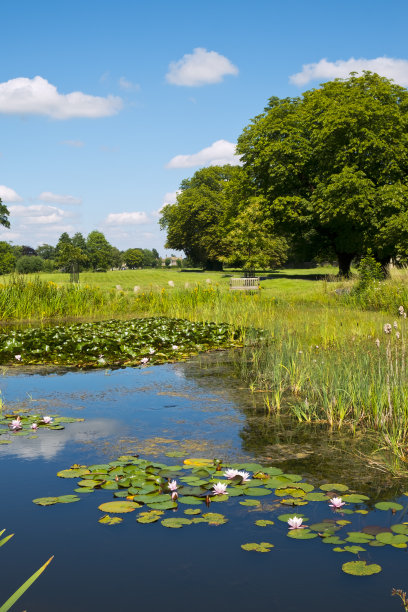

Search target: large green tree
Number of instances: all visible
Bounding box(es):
[237,72,408,276]
[0,198,10,229]
[86,231,112,271]
[160,165,241,270]
[0,241,15,274]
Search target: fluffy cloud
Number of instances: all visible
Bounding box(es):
[163,191,179,205]
[38,191,82,205]
[104,212,149,225]
[290,57,408,87]
[9,204,73,225]
[166,139,240,169]
[0,76,123,119]
[0,185,23,202]
[166,48,238,86]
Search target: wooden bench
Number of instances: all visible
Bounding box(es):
[229,277,260,291]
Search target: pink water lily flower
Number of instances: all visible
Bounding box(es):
[237,470,251,483]
[140,357,149,364]
[171,491,178,501]
[223,468,240,479]
[168,480,178,491]
[42,416,53,424]
[31,423,38,431]
[288,516,304,530]
[212,482,228,496]
[14,355,21,361]
[329,497,345,509]
[10,416,22,430]
[172,345,179,350]
[149,348,156,354]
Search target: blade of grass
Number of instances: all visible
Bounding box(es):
[0,555,54,612]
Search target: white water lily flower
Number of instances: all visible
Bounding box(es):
[329,497,345,509]
[168,480,178,491]
[31,423,38,431]
[287,516,304,530]
[172,345,179,350]
[140,357,149,364]
[212,482,228,495]
[237,470,251,483]
[149,348,156,354]
[14,355,21,361]
[42,416,53,424]
[223,468,240,479]
[10,417,22,430]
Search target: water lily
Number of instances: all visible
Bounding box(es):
[329,497,345,509]
[237,470,251,483]
[168,479,178,491]
[14,355,21,361]
[140,357,149,364]
[42,416,53,424]
[172,345,179,350]
[171,491,178,501]
[31,423,38,431]
[10,416,22,430]
[223,468,240,479]
[287,516,304,530]
[149,348,155,354]
[212,482,228,496]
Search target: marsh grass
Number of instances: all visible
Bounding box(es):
[2,272,408,466]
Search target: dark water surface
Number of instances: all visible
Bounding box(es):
[0,355,407,612]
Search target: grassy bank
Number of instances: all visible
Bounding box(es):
[2,269,408,468]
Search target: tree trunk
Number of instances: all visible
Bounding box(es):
[205,259,223,271]
[337,252,354,277]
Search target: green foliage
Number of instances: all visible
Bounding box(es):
[160,165,241,269]
[341,560,382,576]
[0,552,53,612]
[237,72,408,276]
[357,250,384,287]
[0,197,10,229]
[86,231,113,271]
[0,242,15,275]
[123,248,144,269]
[15,255,44,274]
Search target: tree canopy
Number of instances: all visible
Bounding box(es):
[237,72,408,275]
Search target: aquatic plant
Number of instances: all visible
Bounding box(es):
[0,410,83,446]
[0,528,53,612]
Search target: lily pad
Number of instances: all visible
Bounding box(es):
[202,513,228,525]
[320,483,349,492]
[99,515,123,525]
[342,560,382,576]
[287,529,317,540]
[342,494,370,504]
[391,524,408,535]
[161,517,192,528]
[57,468,90,478]
[374,501,403,511]
[32,496,58,506]
[255,520,274,527]
[184,508,201,515]
[239,499,260,507]
[375,532,408,547]
[98,501,139,514]
[241,542,274,552]
[304,492,328,502]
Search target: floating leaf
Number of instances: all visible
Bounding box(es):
[161,518,192,529]
[321,536,345,545]
[278,513,307,523]
[275,487,306,498]
[239,499,260,507]
[342,494,370,504]
[32,497,58,506]
[304,492,328,502]
[374,501,403,511]
[241,542,274,552]
[99,515,123,525]
[320,483,349,492]
[255,520,274,527]
[98,501,139,514]
[345,532,374,544]
[202,513,228,525]
[57,468,90,478]
[375,532,408,547]
[391,524,408,535]
[177,496,204,505]
[56,495,80,504]
[184,508,201,515]
[244,488,272,497]
[287,529,317,540]
[342,561,382,576]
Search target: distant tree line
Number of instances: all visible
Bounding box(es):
[160,72,408,276]
[0,230,161,274]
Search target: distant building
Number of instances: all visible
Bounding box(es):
[161,256,182,267]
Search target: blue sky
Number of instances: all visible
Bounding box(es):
[1,0,408,254]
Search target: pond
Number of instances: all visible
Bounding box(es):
[0,353,407,612]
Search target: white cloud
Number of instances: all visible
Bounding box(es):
[0,76,123,119]
[9,204,73,225]
[163,191,179,205]
[105,211,149,225]
[166,139,240,169]
[38,191,82,205]
[62,139,84,147]
[0,185,23,202]
[166,48,238,86]
[290,57,408,87]
[118,77,139,91]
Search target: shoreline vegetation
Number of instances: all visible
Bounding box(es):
[3,267,408,473]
